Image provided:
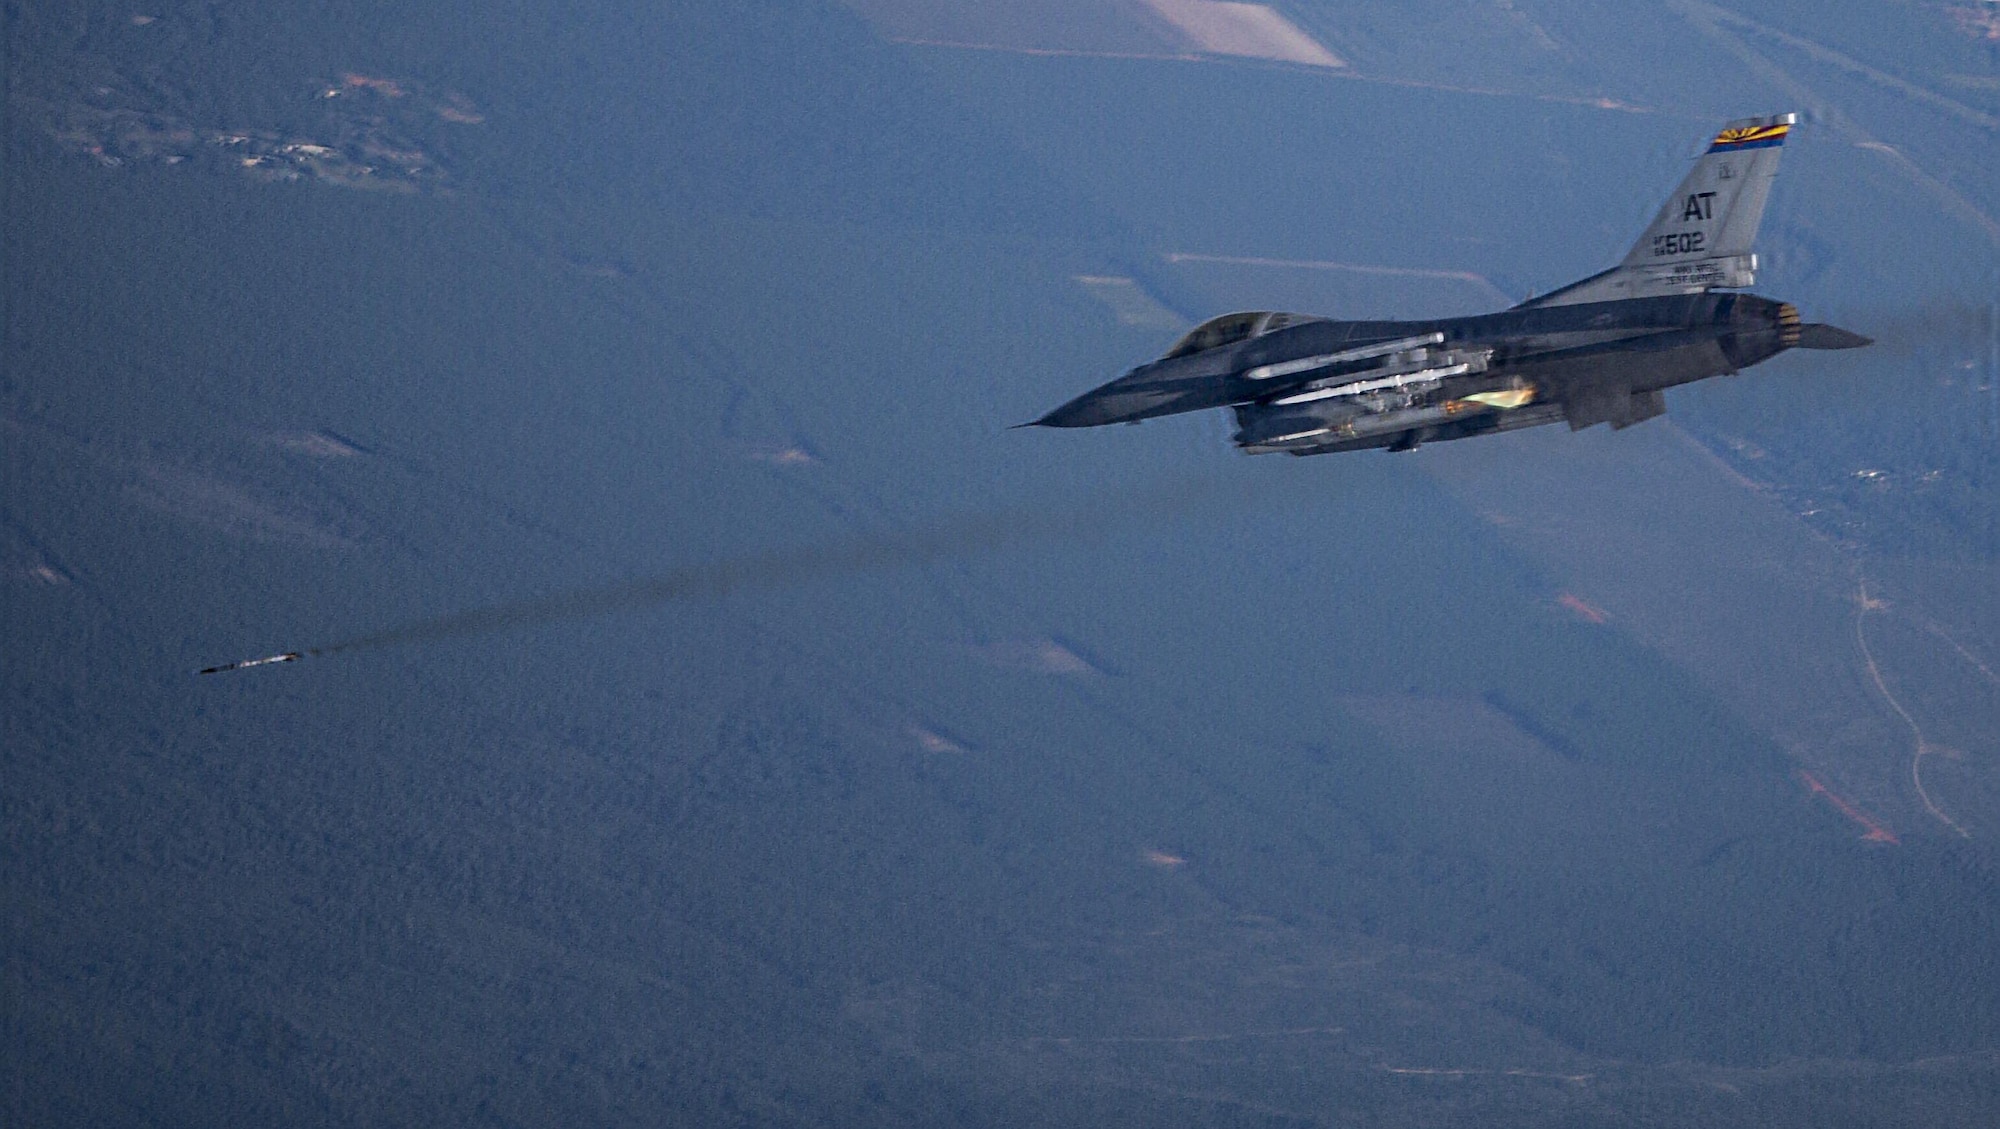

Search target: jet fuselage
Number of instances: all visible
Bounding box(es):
[1035,293,1799,454]
[1031,113,1868,456]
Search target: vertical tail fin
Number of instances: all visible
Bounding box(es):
[1620,113,1793,270]
[1519,113,1795,308]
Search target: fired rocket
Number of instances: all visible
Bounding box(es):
[198,652,302,675]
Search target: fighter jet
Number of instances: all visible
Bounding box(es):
[1030,114,1869,455]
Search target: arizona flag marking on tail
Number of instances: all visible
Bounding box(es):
[1707,121,1792,153]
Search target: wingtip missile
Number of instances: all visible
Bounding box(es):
[199,652,302,675]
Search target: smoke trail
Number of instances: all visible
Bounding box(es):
[308,514,1039,656]
[213,470,1269,669]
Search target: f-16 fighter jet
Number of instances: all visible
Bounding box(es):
[1031,114,1869,455]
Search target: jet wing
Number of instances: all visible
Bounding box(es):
[1244,332,1496,408]
[1243,332,1443,384]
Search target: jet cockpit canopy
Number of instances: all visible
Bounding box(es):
[1162,311,1323,359]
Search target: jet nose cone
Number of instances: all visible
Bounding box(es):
[1030,395,1117,428]
[1028,368,1184,429]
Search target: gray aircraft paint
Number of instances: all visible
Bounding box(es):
[1032,114,1867,456]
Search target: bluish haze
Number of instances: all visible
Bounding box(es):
[6,2,2000,1124]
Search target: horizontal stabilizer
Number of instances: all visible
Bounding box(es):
[1564,387,1666,431]
[1794,324,1872,350]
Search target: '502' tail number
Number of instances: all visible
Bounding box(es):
[1652,231,1705,256]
